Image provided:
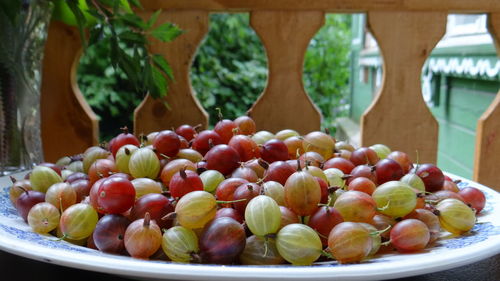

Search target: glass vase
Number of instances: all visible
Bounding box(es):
[0,0,53,175]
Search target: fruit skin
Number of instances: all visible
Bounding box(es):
[284,171,321,216]
[111,129,140,158]
[214,119,238,144]
[234,116,256,135]
[334,191,376,223]
[263,161,295,186]
[260,139,289,163]
[129,193,174,230]
[205,145,240,175]
[16,190,46,222]
[88,159,118,185]
[323,157,355,174]
[239,235,284,265]
[372,181,417,218]
[93,214,131,254]
[370,144,391,159]
[128,148,161,180]
[458,187,486,214]
[436,198,476,235]
[96,177,136,214]
[228,135,260,162]
[328,222,372,264]
[59,203,99,240]
[390,219,430,252]
[350,147,379,166]
[161,226,199,263]
[199,217,246,264]
[175,125,197,142]
[192,130,223,155]
[415,164,444,192]
[215,208,244,223]
[302,131,335,160]
[169,170,204,199]
[160,159,196,187]
[175,191,217,229]
[307,206,344,246]
[30,166,63,193]
[124,215,162,259]
[233,183,261,215]
[153,130,181,158]
[27,202,60,234]
[244,195,281,236]
[276,223,322,265]
[375,158,404,184]
[9,179,32,206]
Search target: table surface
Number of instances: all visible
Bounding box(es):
[1,249,499,281]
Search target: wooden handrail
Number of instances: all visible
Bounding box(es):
[141,0,500,13]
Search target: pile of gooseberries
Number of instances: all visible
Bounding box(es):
[9,116,487,266]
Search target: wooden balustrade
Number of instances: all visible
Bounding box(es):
[41,22,99,162]
[41,0,500,191]
[361,11,446,165]
[474,13,500,191]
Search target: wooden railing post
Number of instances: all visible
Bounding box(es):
[361,11,447,164]
[134,10,209,136]
[249,11,324,134]
[474,13,500,191]
[41,21,99,162]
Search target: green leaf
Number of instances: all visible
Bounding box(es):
[88,25,104,45]
[150,66,168,98]
[110,36,120,68]
[119,13,146,29]
[128,0,143,9]
[66,0,88,48]
[119,31,146,44]
[86,9,105,22]
[151,23,183,43]
[117,49,140,90]
[152,54,174,80]
[97,0,117,7]
[93,0,114,18]
[132,46,143,70]
[147,10,162,29]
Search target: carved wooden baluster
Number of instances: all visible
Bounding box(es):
[474,13,500,191]
[361,11,446,164]
[41,22,99,162]
[249,11,324,134]
[134,10,209,136]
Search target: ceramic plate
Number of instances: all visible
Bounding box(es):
[0,172,500,281]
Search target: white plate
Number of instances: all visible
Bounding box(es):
[0,172,500,281]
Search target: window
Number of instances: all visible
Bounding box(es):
[446,14,487,37]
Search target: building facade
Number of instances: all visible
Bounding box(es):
[344,14,500,179]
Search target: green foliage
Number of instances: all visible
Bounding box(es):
[78,13,352,140]
[58,0,182,98]
[78,36,143,141]
[191,14,267,124]
[304,14,352,131]
[191,13,351,129]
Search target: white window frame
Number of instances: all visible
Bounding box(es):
[445,14,488,37]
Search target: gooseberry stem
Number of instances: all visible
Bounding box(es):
[216,198,247,204]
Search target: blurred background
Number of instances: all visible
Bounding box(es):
[77,13,499,180]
